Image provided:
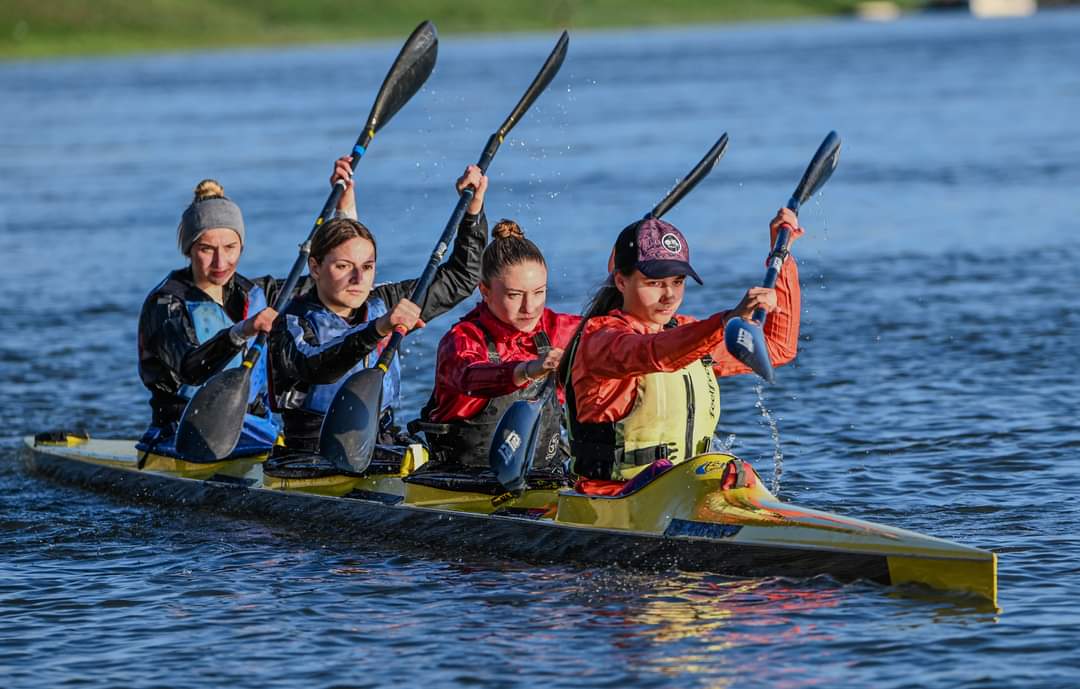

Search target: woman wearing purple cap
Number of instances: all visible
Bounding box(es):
[560,210,803,494]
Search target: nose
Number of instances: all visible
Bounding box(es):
[522,291,543,314]
[210,249,225,270]
[350,266,362,283]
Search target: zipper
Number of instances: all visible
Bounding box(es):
[683,373,695,461]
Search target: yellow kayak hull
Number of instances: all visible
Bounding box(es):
[21,434,997,606]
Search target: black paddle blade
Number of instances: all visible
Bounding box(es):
[174,366,253,461]
[496,30,569,139]
[724,317,775,384]
[318,368,385,474]
[789,131,841,212]
[365,21,439,135]
[490,397,546,492]
[649,133,729,219]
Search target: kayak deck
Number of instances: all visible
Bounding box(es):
[20,434,998,607]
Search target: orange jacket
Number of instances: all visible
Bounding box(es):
[571,256,801,423]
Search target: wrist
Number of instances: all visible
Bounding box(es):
[228,322,248,346]
[374,315,391,337]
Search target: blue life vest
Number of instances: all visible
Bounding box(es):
[284,295,401,414]
[139,280,279,456]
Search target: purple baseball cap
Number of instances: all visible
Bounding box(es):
[608,217,703,285]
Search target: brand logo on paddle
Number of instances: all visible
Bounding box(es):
[661,233,682,254]
[736,328,755,353]
[496,430,523,464]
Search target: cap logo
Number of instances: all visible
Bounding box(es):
[661,233,682,254]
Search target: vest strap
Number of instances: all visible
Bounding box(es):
[570,440,669,480]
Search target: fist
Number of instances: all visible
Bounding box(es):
[241,307,278,338]
[769,207,805,248]
[378,299,423,336]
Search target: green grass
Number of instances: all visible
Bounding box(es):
[1,0,926,60]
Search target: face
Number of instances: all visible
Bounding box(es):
[189,228,242,288]
[614,270,685,330]
[480,261,548,332]
[309,236,377,316]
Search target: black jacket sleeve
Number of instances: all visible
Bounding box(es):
[269,309,384,388]
[372,210,487,320]
[141,292,244,386]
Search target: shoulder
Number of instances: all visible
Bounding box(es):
[543,309,582,346]
[583,310,635,335]
[438,316,486,354]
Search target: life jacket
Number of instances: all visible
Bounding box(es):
[277,295,400,415]
[565,321,721,481]
[138,274,278,457]
[420,328,563,472]
[175,283,269,405]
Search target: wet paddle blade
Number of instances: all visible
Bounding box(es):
[490,398,545,492]
[318,368,385,474]
[724,317,775,384]
[790,131,841,212]
[174,366,253,461]
[365,21,439,135]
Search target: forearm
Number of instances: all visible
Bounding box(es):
[580,315,726,379]
[271,316,382,386]
[416,210,487,321]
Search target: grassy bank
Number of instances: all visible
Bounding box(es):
[1,0,928,60]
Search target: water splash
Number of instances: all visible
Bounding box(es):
[710,433,736,453]
[754,384,784,494]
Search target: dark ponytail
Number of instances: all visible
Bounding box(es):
[557,265,634,385]
[481,219,546,285]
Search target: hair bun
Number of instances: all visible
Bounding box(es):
[492,219,525,241]
[193,179,225,201]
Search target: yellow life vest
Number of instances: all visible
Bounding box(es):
[612,358,720,479]
[567,354,721,481]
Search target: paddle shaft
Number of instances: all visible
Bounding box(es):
[236,132,375,369]
[372,31,569,372]
[649,133,729,220]
[749,132,841,325]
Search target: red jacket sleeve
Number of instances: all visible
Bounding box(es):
[710,255,802,376]
[437,322,524,399]
[577,312,727,379]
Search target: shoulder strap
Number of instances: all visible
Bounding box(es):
[474,321,501,363]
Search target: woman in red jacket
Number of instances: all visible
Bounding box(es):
[562,210,803,493]
[419,220,580,475]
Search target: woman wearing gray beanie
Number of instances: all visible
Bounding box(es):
[135,165,356,461]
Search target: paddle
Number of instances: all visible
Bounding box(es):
[174,21,439,462]
[318,31,571,474]
[723,131,841,383]
[489,133,730,492]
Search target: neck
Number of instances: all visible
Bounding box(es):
[194,275,225,305]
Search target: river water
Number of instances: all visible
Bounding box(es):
[2,9,1079,688]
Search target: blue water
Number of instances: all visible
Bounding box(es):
[3,10,1080,688]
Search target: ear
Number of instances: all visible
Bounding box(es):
[479,281,491,301]
[613,272,628,295]
[307,256,320,280]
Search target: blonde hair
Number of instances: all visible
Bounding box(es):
[193,179,225,201]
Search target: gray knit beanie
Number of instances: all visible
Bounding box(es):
[177,180,246,255]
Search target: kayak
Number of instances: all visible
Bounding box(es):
[20,432,998,607]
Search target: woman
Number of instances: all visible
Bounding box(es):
[268,165,489,453]
[136,175,331,457]
[418,220,580,474]
[562,211,803,492]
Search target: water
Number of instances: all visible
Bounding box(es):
[3,10,1080,688]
